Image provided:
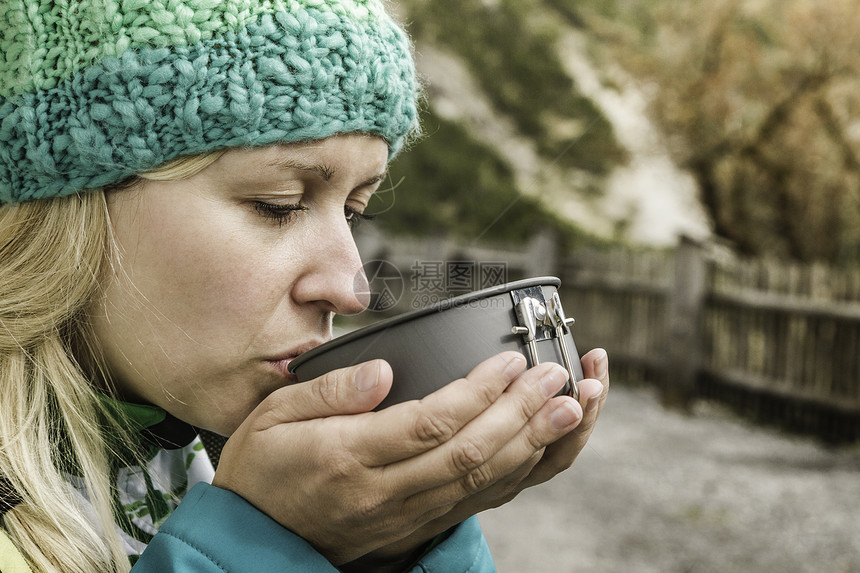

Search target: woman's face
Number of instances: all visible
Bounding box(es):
[90,134,388,435]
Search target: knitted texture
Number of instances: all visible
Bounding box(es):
[0,0,419,203]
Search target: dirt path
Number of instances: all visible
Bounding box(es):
[479,385,860,572]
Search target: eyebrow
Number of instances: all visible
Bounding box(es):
[359,171,389,188]
[264,159,387,189]
[265,158,335,181]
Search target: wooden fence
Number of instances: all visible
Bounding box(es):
[353,229,860,443]
[559,237,860,443]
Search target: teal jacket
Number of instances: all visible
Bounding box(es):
[132,483,496,572]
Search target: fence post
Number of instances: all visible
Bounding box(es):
[525,229,558,278]
[664,235,707,409]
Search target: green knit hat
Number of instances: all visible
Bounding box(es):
[0,0,419,204]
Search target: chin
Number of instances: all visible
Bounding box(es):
[175,370,286,437]
[196,416,245,438]
[173,400,255,438]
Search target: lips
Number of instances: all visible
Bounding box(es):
[265,340,325,380]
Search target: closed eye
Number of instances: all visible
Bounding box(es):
[345,205,375,230]
[254,202,308,226]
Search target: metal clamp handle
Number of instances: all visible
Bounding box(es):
[511,293,579,400]
[512,297,542,368]
[549,292,579,400]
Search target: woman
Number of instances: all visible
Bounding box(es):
[0,1,610,572]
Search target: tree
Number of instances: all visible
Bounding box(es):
[577,0,860,262]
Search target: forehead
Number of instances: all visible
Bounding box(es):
[213,136,389,176]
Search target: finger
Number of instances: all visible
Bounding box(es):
[343,351,527,466]
[382,362,570,496]
[521,349,610,487]
[251,359,394,429]
[402,392,582,510]
[579,347,609,419]
[409,351,607,500]
[398,449,544,543]
[581,348,609,391]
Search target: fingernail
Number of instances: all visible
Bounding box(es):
[502,353,527,382]
[550,401,581,430]
[354,361,380,392]
[587,393,602,412]
[594,349,608,379]
[541,366,568,398]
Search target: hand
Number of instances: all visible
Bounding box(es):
[519,347,609,487]
[343,348,610,569]
[212,350,598,566]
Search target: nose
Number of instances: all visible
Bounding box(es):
[291,219,369,316]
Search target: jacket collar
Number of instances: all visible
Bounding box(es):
[99,395,198,450]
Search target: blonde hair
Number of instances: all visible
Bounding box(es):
[0,151,225,572]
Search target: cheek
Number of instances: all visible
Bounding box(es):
[96,193,308,422]
[111,196,300,347]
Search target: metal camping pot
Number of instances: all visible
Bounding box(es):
[289,276,583,410]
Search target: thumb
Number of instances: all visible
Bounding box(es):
[254,359,393,427]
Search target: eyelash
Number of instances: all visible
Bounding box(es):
[253,202,308,227]
[344,205,375,229]
[253,202,375,229]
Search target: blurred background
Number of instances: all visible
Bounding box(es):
[345,0,860,570]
